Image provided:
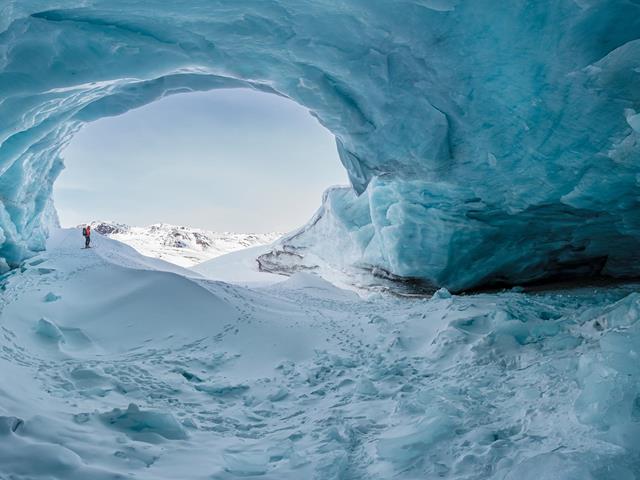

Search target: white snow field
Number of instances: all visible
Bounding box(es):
[0,229,639,479]
[191,245,286,288]
[87,221,282,268]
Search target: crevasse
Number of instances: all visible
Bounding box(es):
[1,0,639,290]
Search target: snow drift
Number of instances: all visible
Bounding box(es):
[1,229,639,478]
[1,1,639,289]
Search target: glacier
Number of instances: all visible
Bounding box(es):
[1,0,639,290]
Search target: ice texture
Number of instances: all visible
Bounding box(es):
[1,1,639,289]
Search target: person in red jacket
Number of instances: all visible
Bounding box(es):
[82,225,91,248]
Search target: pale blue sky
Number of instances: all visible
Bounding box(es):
[54,89,347,233]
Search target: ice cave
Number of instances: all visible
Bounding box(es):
[1,1,640,479]
[1,0,638,291]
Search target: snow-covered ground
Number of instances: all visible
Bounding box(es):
[88,221,281,267]
[191,244,287,288]
[0,229,639,479]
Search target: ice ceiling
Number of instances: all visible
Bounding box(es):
[1,0,639,290]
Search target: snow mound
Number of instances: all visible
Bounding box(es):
[269,272,360,301]
[191,244,286,287]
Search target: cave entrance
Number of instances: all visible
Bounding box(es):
[53,88,347,235]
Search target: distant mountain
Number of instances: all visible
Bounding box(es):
[88,221,281,267]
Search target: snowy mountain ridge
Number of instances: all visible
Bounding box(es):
[87,221,281,267]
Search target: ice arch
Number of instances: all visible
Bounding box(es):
[0,1,639,290]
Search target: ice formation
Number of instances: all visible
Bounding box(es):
[1,1,639,289]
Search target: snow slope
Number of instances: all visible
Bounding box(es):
[89,221,281,268]
[0,229,639,478]
[191,244,286,288]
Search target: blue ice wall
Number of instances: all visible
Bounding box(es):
[0,1,639,289]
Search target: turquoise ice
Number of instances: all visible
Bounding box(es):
[0,1,639,290]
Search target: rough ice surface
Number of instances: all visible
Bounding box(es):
[1,230,640,479]
[1,1,639,289]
